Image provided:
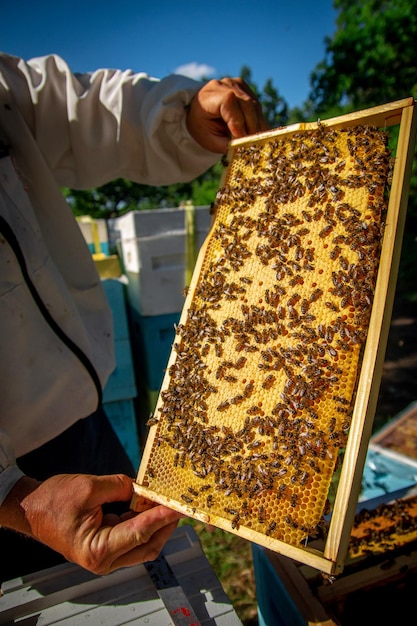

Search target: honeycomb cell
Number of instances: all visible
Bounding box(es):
[136,123,392,548]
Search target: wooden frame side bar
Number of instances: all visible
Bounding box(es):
[324,100,417,572]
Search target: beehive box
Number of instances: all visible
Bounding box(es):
[370,400,417,462]
[348,488,417,559]
[128,310,181,390]
[101,278,139,468]
[102,278,137,404]
[253,487,417,626]
[360,446,417,502]
[132,99,417,575]
[77,216,110,256]
[111,206,212,316]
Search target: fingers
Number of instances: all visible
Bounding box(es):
[122,504,185,550]
[92,505,184,574]
[13,473,185,576]
[110,519,180,571]
[186,77,268,154]
[86,473,134,507]
[217,77,268,138]
[132,493,158,513]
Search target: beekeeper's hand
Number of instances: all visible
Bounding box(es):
[0,473,183,574]
[186,77,269,153]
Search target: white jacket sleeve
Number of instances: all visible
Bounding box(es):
[1,53,220,189]
[0,430,24,506]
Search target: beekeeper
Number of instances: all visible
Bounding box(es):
[0,52,267,582]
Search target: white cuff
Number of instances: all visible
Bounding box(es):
[0,464,25,507]
[0,429,25,506]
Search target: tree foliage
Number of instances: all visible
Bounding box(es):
[309,0,417,115]
[240,65,289,128]
[66,177,196,219]
[307,0,417,295]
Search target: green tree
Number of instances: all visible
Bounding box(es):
[307,0,417,296]
[309,0,417,115]
[64,162,223,218]
[240,65,288,128]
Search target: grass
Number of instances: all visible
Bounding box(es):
[179,519,259,625]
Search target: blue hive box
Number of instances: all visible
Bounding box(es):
[127,309,180,391]
[101,278,140,469]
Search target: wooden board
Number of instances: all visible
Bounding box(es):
[371,400,417,461]
[132,98,417,576]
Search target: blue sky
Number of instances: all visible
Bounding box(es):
[2,0,337,109]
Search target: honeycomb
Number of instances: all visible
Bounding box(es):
[134,123,392,549]
[349,493,417,559]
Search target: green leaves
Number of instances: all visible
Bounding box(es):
[310,0,417,112]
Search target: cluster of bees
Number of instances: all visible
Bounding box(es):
[140,123,393,548]
[349,493,417,559]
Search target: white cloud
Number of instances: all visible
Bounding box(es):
[173,62,216,81]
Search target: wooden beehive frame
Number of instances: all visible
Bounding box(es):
[133,98,417,575]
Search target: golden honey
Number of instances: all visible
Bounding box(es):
[134,123,392,549]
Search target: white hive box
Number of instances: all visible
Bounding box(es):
[0,525,242,625]
[110,206,212,316]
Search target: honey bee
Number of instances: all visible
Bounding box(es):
[231,514,240,530]
[309,288,323,303]
[257,506,266,524]
[230,394,245,405]
[262,374,276,390]
[290,493,300,508]
[285,515,299,529]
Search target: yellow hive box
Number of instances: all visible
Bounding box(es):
[93,253,122,278]
[132,98,417,575]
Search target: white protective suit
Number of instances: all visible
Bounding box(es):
[0,53,220,504]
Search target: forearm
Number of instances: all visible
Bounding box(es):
[1,53,218,189]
